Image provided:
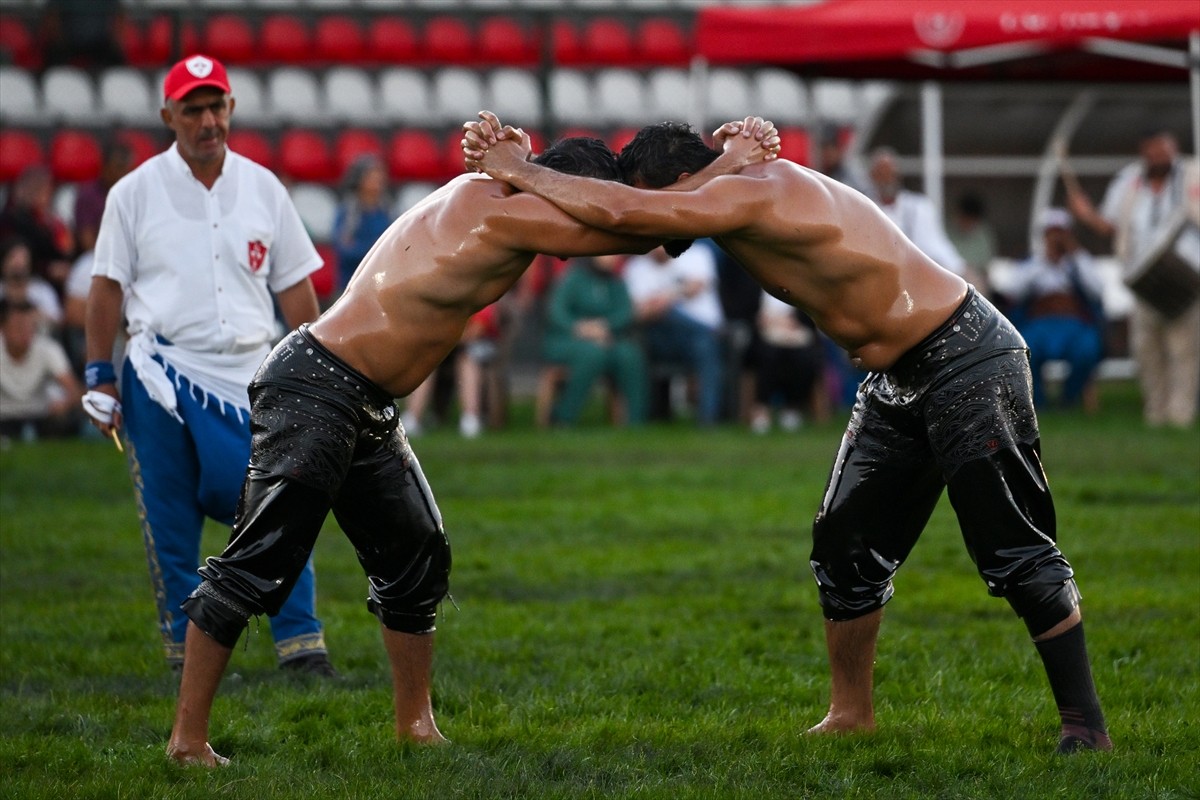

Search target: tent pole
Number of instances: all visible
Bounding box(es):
[1191,31,1199,161]
[920,81,944,218]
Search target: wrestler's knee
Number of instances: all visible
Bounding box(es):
[1005,575,1082,638]
[181,582,253,648]
[366,528,451,635]
[809,516,896,621]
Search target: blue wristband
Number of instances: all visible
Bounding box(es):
[85,360,117,389]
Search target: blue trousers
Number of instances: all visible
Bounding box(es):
[120,357,326,664]
[1021,316,1104,408]
[643,309,724,424]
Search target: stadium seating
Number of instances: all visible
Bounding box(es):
[332,128,384,178]
[753,68,809,126]
[0,65,40,124]
[260,14,312,65]
[646,68,691,122]
[704,68,753,125]
[225,67,270,125]
[117,129,167,167]
[41,66,97,124]
[377,67,432,124]
[313,15,366,65]
[580,17,636,66]
[49,130,103,183]
[97,68,156,124]
[636,17,690,66]
[366,17,420,64]
[775,126,812,166]
[311,242,337,300]
[431,67,486,125]
[485,68,543,126]
[593,68,648,125]
[266,67,323,124]
[227,129,278,172]
[0,15,38,70]
[323,67,378,124]
[289,181,338,241]
[202,14,256,65]
[387,129,444,182]
[423,16,475,64]
[477,16,538,66]
[279,129,335,183]
[0,129,43,183]
[549,69,598,125]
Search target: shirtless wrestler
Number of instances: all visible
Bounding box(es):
[464,111,1111,755]
[165,124,780,767]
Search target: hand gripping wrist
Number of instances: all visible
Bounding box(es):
[85,360,117,389]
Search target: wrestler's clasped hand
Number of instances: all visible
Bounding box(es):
[714,116,782,161]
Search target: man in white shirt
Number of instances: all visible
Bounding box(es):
[83,55,334,675]
[622,241,725,424]
[1067,128,1200,427]
[866,147,967,277]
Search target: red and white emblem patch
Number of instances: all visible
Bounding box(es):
[248,240,268,272]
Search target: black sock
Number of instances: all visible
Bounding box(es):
[1034,621,1107,734]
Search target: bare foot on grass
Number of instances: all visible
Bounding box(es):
[398,718,450,746]
[806,711,877,735]
[166,741,230,767]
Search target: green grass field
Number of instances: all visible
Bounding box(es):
[1,385,1197,800]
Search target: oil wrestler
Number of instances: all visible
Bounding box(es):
[166,122,780,766]
[464,111,1111,755]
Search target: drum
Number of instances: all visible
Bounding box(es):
[1125,212,1200,320]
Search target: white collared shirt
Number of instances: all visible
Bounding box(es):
[876,189,966,275]
[1100,158,1200,272]
[623,242,725,330]
[93,143,321,355]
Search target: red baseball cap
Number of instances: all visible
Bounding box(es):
[163,54,231,101]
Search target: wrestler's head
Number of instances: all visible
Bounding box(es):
[617,122,719,256]
[533,136,621,181]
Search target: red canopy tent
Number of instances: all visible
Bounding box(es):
[695,0,1198,217]
[696,0,1196,80]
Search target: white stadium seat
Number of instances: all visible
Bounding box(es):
[377,68,432,125]
[646,68,693,124]
[549,69,599,126]
[704,68,753,125]
[324,67,378,125]
[396,181,439,214]
[97,68,155,124]
[289,182,338,242]
[226,68,270,126]
[41,66,96,123]
[753,68,809,126]
[431,68,485,126]
[0,66,40,123]
[266,68,323,125]
[594,68,648,125]
[486,68,543,127]
[812,80,861,125]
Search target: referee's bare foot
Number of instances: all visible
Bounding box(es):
[806,711,876,735]
[166,740,229,767]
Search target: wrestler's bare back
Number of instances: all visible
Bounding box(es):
[705,161,969,371]
[309,174,652,397]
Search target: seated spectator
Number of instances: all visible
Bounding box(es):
[1005,208,1106,410]
[541,254,647,426]
[948,191,998,297]
[73,140,134,255]
[332,155,395,293]
[750,291,826,433]
[0,298,82,442]
[623,241,725,425]
[0,238,63,334]
[0,166,74,294]
[402,303,502,438]
[41,0,126,68]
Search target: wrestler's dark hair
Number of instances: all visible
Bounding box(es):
[617,122,719,257]
[532,137,621,182]
[617,121,720,190]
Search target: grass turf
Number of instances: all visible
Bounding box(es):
[1,383,1197,799]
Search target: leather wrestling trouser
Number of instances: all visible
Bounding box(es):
[183,326,451,648]
[810,289,1080,637]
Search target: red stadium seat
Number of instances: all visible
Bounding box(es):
[203,15,255,66]
[138,16,199,68]
[226,130,277,172]
[0,130,44,183]
[279,129,334,183]
[776,127,811,166]
[0,16,39,70]
[423,16,474,64]
[606,127,640,155]
[551,20,582,65]
[557,127,603,144]
[49,130,103,183]
[115,129,166,167]
[333,129,384,178]
[260,15,312,65]
[118,18,147,67]
[477,17,536,66]
[636,18,691,66]
[387,130,444,181]
[367,18,419,64]
[581,18,635,66]
[314,16,365,65]
[311,242,337,299]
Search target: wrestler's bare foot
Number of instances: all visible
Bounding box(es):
[806,711,877,735]
[166,740,229,767]
[398,719,450,746]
